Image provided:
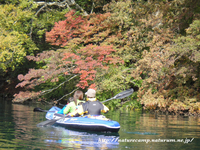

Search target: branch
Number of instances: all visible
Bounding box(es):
[35,4,47,16]
[34,0,88,16]
[54,87,79,104]
[90,0,95,14]
[12,75,78,103]
[121,75,138,86]
[40,74,78,96]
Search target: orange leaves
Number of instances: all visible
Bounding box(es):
[62,44,122,89]
[45,10,123,89]
[89,83,96,90]
[46,10,85,47]
[63,53,81,60]
[18,74,24,81]
[46,10,112,48]
[76,80,88,89]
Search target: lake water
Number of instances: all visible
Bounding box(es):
[0,99,200,150]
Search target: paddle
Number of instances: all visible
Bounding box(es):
[37,88,134,127]
[33,107,55,113]
[102,88,134,103]
[33,104,66,113]
[37,113,71,127]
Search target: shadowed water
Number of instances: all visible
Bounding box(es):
[0,99,200,150]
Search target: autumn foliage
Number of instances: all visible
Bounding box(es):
[46,10,123,88]
[12,0,200,115]
[13,10,123,103]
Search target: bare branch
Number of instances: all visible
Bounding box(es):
[54,87,79,104]
[90,0,95,14]
[40,74,78,96]
[35,4,47,16]
[34,0,88,16]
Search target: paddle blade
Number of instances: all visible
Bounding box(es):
[33,107,47,112]
[37,114,71,127]
[37,119,58,127]
[114,88,134,99]
[102,88,134,103]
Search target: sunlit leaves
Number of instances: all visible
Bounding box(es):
[10,0,200,113]
[16,49,67,88]
[46,10,124,89]
[0,29,37,71]
[63,44,123,89]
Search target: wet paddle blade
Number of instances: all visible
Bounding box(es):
[37,114,71,127]
[33,107,56,113]
[114,88,134,99]
[102,88,134,103]
[37,119,58,127]
[33,107,48,112]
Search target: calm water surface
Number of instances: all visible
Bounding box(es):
[0,99,200,150]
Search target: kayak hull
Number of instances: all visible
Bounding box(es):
[45,106,120,133]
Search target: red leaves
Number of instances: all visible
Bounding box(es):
[46,10,112,48]
[63,53,81,60]
[46,10,85,47]
[13,91,41,103]
[45,10,123,89]
[18,74,24,81]
[89,83,96,90]
[62,44,123,89]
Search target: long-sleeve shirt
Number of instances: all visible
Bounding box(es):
[63,99,84,114]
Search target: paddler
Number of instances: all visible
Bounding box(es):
[63,90,85,115]
[70,89,109,117]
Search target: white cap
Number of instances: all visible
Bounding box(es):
[85,89,96,97]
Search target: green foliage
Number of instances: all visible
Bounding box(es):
[0,29,37,71]
[2,0,199,115]
[107,0,200,114]
[0,0,71,75]
[166,19,200,109]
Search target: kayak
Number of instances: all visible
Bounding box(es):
[45,106,120,133]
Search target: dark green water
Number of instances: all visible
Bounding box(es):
[0,99,200,150]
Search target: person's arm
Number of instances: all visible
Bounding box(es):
[63,103,71,114]
[101,104,109,113]
[70,105,85,116]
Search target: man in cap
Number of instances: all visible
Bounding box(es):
[70,89,109,116]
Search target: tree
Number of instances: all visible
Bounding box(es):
[0,0,112,82]
[0,2,38,74]
[13,10,123,103]
[11,0,200,115]
[132,0,200,114]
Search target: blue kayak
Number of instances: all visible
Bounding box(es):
[45,106,120,133]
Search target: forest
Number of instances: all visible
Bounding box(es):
[0,0,200,115]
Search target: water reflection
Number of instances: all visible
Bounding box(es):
[114,111,200,150]
[39,126,119,149]
[1,99,200,150]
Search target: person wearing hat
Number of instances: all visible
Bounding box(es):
[70,89,109,116]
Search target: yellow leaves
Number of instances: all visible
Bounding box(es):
[0,4,33,31]
[0,29,33,71]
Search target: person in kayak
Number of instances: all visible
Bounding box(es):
[63,90,85,115]
[67,102,84,116]
[56,97,74,114]
[70,89,109,116]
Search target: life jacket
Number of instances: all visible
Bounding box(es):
[82,100,104,115]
